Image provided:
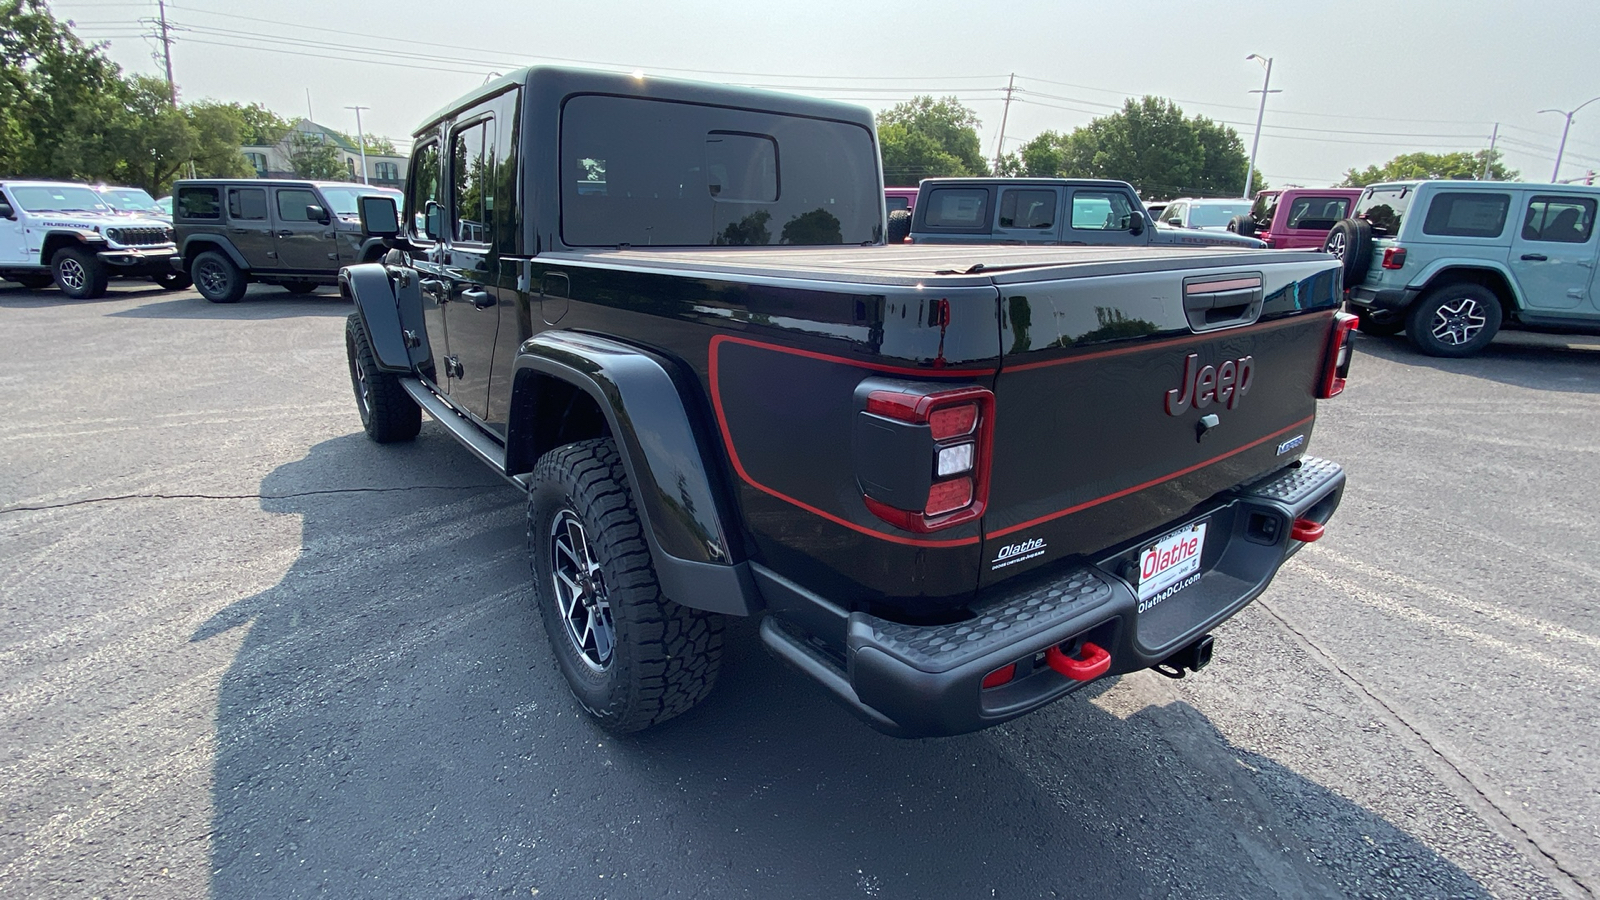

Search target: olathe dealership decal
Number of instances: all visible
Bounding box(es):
[991,538,1046,570]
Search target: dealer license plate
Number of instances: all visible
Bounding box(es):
[1137,521,1208,604]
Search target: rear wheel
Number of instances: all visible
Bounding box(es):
[192,250,247,303]
[344,313,421,442]
[528,438,724,733]
[51,247,108,299]
[1406,283,1502,357]
[1323,218,1373,287]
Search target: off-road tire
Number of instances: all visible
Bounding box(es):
[1405,282,1502,358]
[1227,214,1256,236]
[344,313,422,442]
[528,438,723,733]
[51,246,108,299]
[12,273,53,290]
[1323,218,1373,287]
[192,250,247,303]
[283,282,319,295]
[886,208,912,243]
[1354,309,1404,337]
[154,272,191,291]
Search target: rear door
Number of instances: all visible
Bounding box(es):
[270,186,336,270]
[1510,192,1597,312]
[980,255,1342,588]
[994,186,1061,244]
[224,186,273,265]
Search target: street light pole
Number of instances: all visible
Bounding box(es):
[1243,54,1280,199]
[1538,96,1600,182]
[346,105,371,185]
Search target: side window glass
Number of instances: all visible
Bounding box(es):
[177,186,220,220]
[998,189,1056,229]
[227,188,267,220]
[921,188,989,228]
[408,140,441,239]
[1421,192,1510,238]
[1522,196,1596,244]
[1160,202,1183,225]
[1072,191,1136,230]
[451,119,495,244]
[274,188,320,222]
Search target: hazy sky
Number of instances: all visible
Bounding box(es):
[53,0,1600,192]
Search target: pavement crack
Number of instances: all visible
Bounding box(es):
[0,484,506,515]
[1258,598,1597,900]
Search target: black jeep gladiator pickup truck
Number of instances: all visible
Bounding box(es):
[342,67,1353,738]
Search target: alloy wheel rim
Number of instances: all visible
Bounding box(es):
[198,262,228,296]
[58,258,85,290]
[1327,232,1345,260]
[550,510,615,672]
[353,353,371,416]
[1430,296,1486,346]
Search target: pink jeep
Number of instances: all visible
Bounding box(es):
[1230,188,1363,249]
[885,188,918,242]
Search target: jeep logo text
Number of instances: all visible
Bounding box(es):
[1165,353,1254,416]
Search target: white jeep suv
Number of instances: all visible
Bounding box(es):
[0,180,182,298]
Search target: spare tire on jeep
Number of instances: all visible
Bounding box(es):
[1227,214,1255,237]
[886,209,912,244]
[1323,218,1373,287]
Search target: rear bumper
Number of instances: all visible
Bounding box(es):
[760,456,1345,737]
[1347,285,1419,322]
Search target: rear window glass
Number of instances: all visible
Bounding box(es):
[1356,186,1411,236]
[1251,192,1279,229]
[998,189,1056,229]
[560,95,878,246]
[885,196,909,213]
[1187,201,1251,228]
[922,188,989,228]
[1285,196,1350,229]
[1422,192,1510,238]
[177,186,220,220]
[1522,196,1597,244]
[228,188,266,220]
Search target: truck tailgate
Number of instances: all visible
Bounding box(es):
[979,255,1341,588]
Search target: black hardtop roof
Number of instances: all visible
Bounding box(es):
[917,177,1139,191]
[414,65,876,136]
[171,178,398,190]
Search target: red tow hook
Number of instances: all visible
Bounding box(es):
[1046,641,1111,682]
[1291,518,1325,542]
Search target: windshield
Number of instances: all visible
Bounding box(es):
[317,186,400,217]
[99,188,160,212]
[1187,201,1251,228]
[10,185,111,213]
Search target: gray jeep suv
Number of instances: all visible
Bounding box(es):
[1329,180,1600,356]
[171,179,400,303]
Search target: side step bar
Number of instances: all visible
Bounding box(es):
[399,378,527,490]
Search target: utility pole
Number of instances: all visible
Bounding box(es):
[155,0,176,106]
[1539,97,1600,182]
[993,73,1016,174]
[347,105,371,184]
[1242,54,1279,199]
[1480,123,1499,180]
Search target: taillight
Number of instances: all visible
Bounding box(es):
[1318,312,1358,399]
[1381,246,1407,269]
[857,382,994,533]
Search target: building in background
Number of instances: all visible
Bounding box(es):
[241,119,407,189]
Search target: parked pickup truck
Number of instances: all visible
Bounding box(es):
[908,177,1266,249]
[342,67,1352,738]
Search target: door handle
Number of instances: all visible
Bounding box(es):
[463,288,494,309]
[275,230,294,238]
[1520,253,1548,261]
[229,228,249,234]
[420,278,449,301]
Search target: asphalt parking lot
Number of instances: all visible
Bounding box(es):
[2,281,1597,899]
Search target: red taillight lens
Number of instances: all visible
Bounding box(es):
[860,385,994,532]
[929,403,978,440]
[1319,312,1359,399]
[981,663,1017,689]
[1382,246,1407,269]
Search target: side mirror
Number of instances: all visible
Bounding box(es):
[0,200,13,220]
[305,204,330,225]
[424,200,444,241]
[359,195,400,238]
[1129,210,1145,236]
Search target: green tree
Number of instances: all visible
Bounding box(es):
[1340,150,1517,187]
[0,0,126,180]
[103,74,196,193]
[186,101,254,180]
[236,102,292,146]
[287,130,345,180]
[877,96,988,186]
[1014,97,1260,199]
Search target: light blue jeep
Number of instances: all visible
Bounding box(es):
[1329,180,1600,356]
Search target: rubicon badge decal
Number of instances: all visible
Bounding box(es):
[992,537,1046,570]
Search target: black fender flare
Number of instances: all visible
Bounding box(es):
[181,235,249,270]
[340,262,433,373]
[511,331,757,616]
[357,236,389,262]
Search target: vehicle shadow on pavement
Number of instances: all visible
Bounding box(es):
[0,284,168,307]
[191,433,1493,900]
[1353,331,1600,394]
[109,289,348,320]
